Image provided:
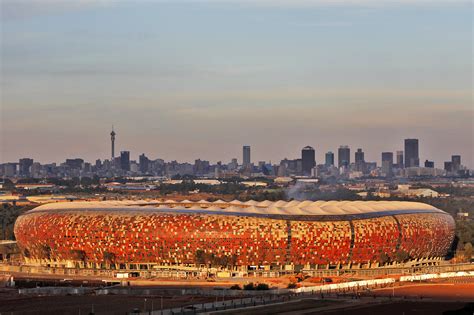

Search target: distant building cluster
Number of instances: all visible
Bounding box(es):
[0,129,471,180]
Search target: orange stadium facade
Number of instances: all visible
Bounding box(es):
[14,200,455,271]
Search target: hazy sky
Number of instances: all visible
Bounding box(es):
[1,0,472,168]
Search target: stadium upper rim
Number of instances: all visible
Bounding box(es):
[26,200,448,218]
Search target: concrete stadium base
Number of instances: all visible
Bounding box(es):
[1,261,472,281]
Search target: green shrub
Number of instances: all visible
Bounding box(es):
[287,282,297,289]
[230,284,241,290]
[255,283,269,290]
[243,282,255,290]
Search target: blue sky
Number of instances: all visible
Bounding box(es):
[1,0,472,167]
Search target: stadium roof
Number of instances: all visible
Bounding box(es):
[29,200,446,217]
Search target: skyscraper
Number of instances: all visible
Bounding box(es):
[444,161,453,172]
[228,158,238,170]
[354,148,365,173]
[65,158,84,170]
[139,153,149,174]
[19,158,33,177]
[451,155,461,172]
[243,146,251,168]
[325,152,334,167]
[301,146,316,176]
[120,151,130,171]
[381,152,394,176]
[424,160,434,168]
[110,126,116,160]
[404,139,419,168]
[338,146,350,168]
[396,150,404,168]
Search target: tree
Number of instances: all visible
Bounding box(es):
[22,248,30,258]
[287,282,298,289]
[195,249,206,265]
[243,282,255,290]
[70,177,81,187]
[464,242,473,261]
[103,251,116,264]
[80,177,93,187]
[0,204,33,240]
[1,179,15,190]
[39,244,52,260]
[255,283,270,290]
[92,175,101,185]
[378,251,390,265]
[394,250,410,263]
[230,254,238,268]
[456,220,474,246]
[70,249,87,262]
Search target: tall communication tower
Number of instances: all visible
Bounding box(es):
[111,126,116,160]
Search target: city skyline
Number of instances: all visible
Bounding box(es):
[1,0,472,167]
[2,127,467,171]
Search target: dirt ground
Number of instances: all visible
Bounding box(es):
[318,301,472,315]
[372,282,474,301]
[212,299,472,315]
[2,275,473,314]
[212,299,339,315]
[0,289,224,315]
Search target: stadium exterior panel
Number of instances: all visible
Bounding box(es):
[14,200,455,269]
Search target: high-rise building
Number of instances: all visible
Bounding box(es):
[3,163,17,177]
[278,160,288,176]
[296,159,303,175]
[396,150,404,168]
[404,139,419,168]
[338,146,350,168]
[19,158,33,177]
[451,155,461,172]
[65,158,84,170]
[243,146,251,168]
[381,152,394,176]
[354,148,366,173]
[228,158,238,170]
[301,146,316,176]
[120,151,130,171]
[194,159,210,175]
[424,160,434,168]
[444,161,453,173]
[325,152,334,167]
[355,149,364,163]
[83,162,91,173]
[110,126,116,160]
[139,153,149,174]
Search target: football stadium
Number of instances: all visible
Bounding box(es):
[14,200,455,271]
